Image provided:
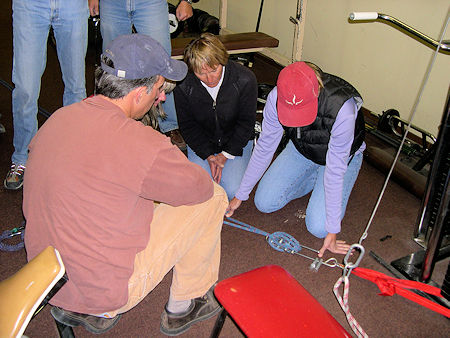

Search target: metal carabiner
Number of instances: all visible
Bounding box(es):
[323,257,344,269]
[343,243,365,277]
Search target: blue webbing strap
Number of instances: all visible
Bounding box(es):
[224,217,302,253]
[0,222,25,252]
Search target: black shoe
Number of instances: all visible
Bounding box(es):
[51,306,121,334]
[160,286,221,336]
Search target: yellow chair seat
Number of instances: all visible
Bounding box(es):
[0,246,65,338]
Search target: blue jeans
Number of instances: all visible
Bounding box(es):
[11,0,88,166]
[254,141,363,238]
[100,0,178,133]
[187,141,254,201]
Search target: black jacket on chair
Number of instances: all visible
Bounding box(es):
[174,60,257,160]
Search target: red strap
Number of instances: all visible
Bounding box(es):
[352,267,450,317]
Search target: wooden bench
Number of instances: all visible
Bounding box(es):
[171,32,279,59]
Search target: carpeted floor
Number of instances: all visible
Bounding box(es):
[0,4,449,337]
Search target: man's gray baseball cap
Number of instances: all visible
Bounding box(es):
[101,34,187,81]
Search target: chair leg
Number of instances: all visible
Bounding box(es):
[54,318,75,338]
[210,308,228,338]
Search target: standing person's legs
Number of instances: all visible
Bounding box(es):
[99,0,133,51]
[52,0,88,106]
[219,140,253,200]
[132,0,179,134]
[254,141,319,213]
[11,0,50,167]
[305,151,364,238]
[104,183,228,317]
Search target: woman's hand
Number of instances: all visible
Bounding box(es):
[207,154,227,183]
[213,153,227,183]
[215,153,227,168]
[213,166,223,183]
[225,197,242,217]
[207,155,219,182]
[318,233,351,257]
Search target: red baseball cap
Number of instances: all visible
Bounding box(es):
[277,62,319,127]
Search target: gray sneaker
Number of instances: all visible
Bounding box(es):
[4,164,25,190]
[160,286,221,336]
[51,306,121,334]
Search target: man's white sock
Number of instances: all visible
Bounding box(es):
[167,297,192,314]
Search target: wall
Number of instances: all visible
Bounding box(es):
[302,1,449,137]
[175,0,449,136]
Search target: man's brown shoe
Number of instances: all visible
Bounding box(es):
[165,129,187,151]
[160,286,221,336]
[51,306,121,334]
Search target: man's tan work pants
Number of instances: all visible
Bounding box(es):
[104,183,228,317]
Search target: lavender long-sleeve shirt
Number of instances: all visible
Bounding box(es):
[235,87,365,234]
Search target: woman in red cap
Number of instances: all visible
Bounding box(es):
[226,61,365,257]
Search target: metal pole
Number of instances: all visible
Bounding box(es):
[419,89,450,282]
[255,0,264,32]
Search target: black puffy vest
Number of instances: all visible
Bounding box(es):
[284,73,365,165]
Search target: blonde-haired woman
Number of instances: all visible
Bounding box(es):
[174,33,257,200]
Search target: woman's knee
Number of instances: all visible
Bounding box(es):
[305,212,327,238]
[254,190,281,213]
[221,180,238,201]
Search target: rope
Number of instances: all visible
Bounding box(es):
[224,218,342,271]
[224,217,302,253]
[358,13,450,245]
[332,244,369,336]
[331,12,450,338]
[223,217,269,237]
[0,223,25,252]
[333,276,369,338]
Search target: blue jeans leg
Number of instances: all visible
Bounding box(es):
[12,0,49,165]
[186,146,212,174]
[255,141,363,238]
[99,0,133,51]
[11,0,88,166]
[100,0,178,132]
[52,2,88,106]
[254,141,319,213]
[305,151,363,238]
[187,141,253,200]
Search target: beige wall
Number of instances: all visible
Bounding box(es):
[302,1,449,137]
[178,0,449,136]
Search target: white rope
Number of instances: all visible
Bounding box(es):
[358,13,450,245]
[333,12,450,337]
[333,276,369,338]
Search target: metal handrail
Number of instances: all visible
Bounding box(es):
[349,12,450,52]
